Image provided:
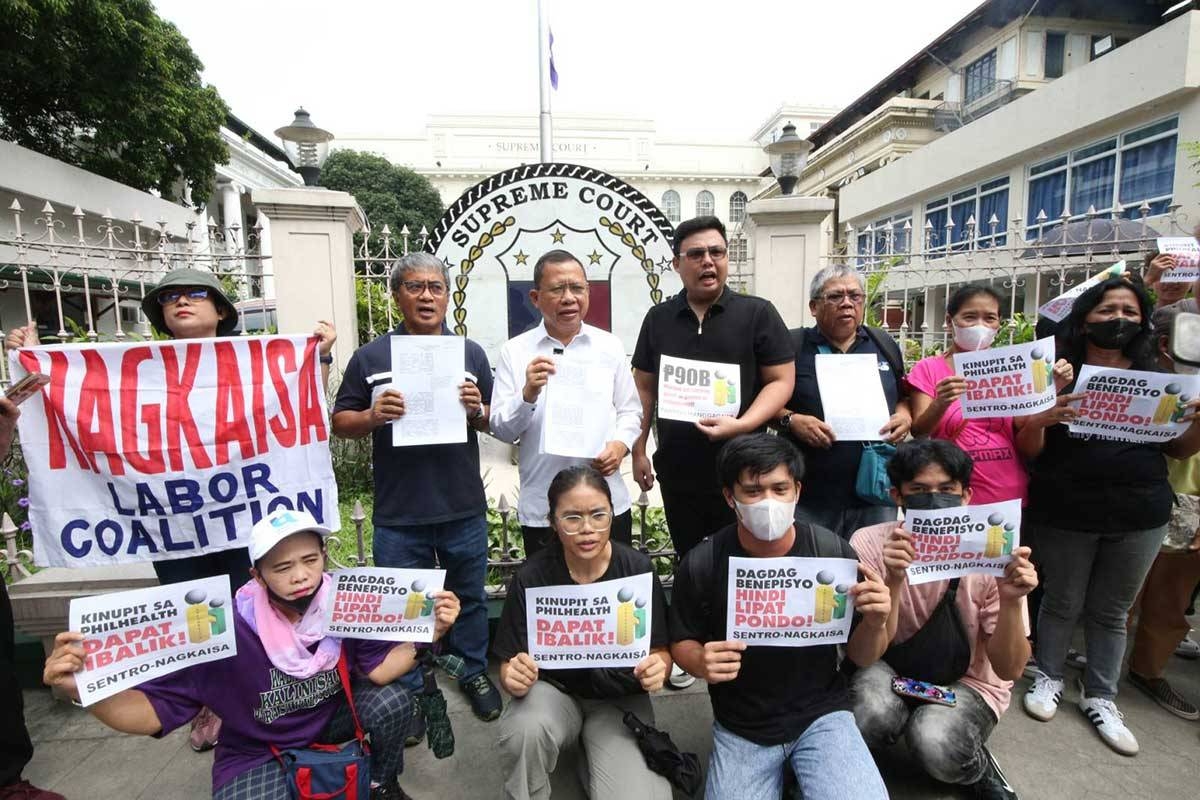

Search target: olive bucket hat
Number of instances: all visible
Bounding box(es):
[140,268,239,336]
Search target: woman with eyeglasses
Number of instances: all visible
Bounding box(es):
[494,466,673,800]
[3,268,336,753]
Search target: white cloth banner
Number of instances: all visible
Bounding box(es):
[70,576,237,706]
[11,335,340,568]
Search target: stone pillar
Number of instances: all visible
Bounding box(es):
[220,182,244,253]
[258,211,275,299]
[743,196,836,328]
[251,188,365,371]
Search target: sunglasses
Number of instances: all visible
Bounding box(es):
[157,287,212,306]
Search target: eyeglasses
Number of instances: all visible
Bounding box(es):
[157,287,211,306]
[401,280,447,297]
[556,510,613,534]
[682,246,728,262]
[820,291,866,305]
[542,282,589,299]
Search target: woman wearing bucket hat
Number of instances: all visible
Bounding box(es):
[4,267,337,751]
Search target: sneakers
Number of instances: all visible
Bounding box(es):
[970,747,1018,800]
[1127,672,1200,721]
[188,706,221,752]
[1021,654,1039,681]
[1022,671,1064,722]
[404,706,427,747]
[460,672,502,722]
[0,780,66,800]
[1077,685,1139,756]
[370,778,414,800]
[666,663,696,690]
[1065,649,1087,670]
[1175,634,1200,660]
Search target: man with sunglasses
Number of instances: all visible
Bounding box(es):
[4,266,337,752]
[631,216,795,559]
[490,249,642,560]
[332,252,502,725]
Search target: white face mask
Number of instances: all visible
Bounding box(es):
[952,324,998,352]
[734,497,796,542]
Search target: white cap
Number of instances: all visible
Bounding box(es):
[249,508,331,564]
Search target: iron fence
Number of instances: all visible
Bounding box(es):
[0,200,272,384]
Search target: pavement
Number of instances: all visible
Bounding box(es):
[19,629,1200,800]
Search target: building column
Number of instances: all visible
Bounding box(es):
[743,196,836,328]
[257,212,275,299]
[220,182,245,253]
[251,187,365,371]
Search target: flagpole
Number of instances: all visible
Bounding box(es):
[537,0,553,163]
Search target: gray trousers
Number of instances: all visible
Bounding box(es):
[1033,522,1165,700]
[851,661,997,785]
[497,681,673,800]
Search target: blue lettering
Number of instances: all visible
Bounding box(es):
[208,504,243,542]
[159,520,196,552]
[135,483,166,516]
[166,479,203,514]
[209,472,238,503]
[242,463,278,497]
[106,483,135,516]
[297,490,324,522]
[127,520,161,554]
[266,496,295,514]
[61,520,92,557]
[95,521,123,556]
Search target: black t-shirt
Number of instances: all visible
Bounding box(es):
[332,323,493,526]
[784,326,904,510]
[492,541,669,699]
[1028,372,1172,532]
[631,288,794,490]
[668,524,858,745]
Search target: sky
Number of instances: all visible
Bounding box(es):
[153,0,983,143]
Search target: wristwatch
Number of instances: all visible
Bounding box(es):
[778,411,794,431]
[318,354,334,365]
[469,406,485,422]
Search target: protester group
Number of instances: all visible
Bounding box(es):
[2,214,1199,800]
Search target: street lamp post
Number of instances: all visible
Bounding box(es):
[275,108,334,187]
[764,122,814,196]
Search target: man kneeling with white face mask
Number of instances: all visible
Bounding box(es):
[669,433,892,799]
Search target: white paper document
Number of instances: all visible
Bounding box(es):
[542,360,615,459]
[389,336,467,447]
[815,353,889,441]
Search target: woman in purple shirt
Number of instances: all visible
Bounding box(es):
[42,509,459,800]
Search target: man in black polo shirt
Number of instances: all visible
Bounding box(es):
[778,264,912,540]
[631,216,794,559]
[669,433,890,799]
[332,252,501,724]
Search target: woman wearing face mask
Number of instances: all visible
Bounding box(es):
[495,466,674,800]
[1016,277,1200,757]
[908,285,1072,506]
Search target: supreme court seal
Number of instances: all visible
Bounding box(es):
[428,162,679,358]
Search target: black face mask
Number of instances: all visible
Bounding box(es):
[903,492,964,511]
[1085,318,1140,350]
[266,585,317,616]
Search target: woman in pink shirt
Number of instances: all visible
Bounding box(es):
[907,285,1072,506]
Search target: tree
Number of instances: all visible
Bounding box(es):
[319,149,444,243]
[0,0,230,203]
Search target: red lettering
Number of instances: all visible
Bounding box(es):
[212,342,255,465]
[248,339,269,454]
[160,344,212,470]
[34,351,91,471]
[119,347,166,474]
[297,337,328,444]
[76,350,124,475]
[266,339,297,446]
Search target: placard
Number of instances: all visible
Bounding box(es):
[953,337,1057,418]
[69,576,237,706]
[1068,365,1200,443]
[656,355,740,422]
[726,557,858,647]
[904,499,1022,584]
[815,354,889,440]
[389,336,467,446]
[526,572,653,669]
[542,360,615,458]
[324,567,446,642]
[1155,237,1200,283]
[1038,262,1126,322]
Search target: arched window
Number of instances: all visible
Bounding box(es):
[696,190,715,218]
[729,191,748,223]
[662,190,681,224]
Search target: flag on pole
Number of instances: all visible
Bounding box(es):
[549,30,559,89]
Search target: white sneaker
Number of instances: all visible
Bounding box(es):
[1078,685,1139,756]
[1023,670,1064,721]
[666,664,696,690]
[1175,634,1200,660]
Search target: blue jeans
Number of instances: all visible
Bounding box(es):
[373,515,489,683]
[706,711,887,800]
[1033,522,1165,700]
